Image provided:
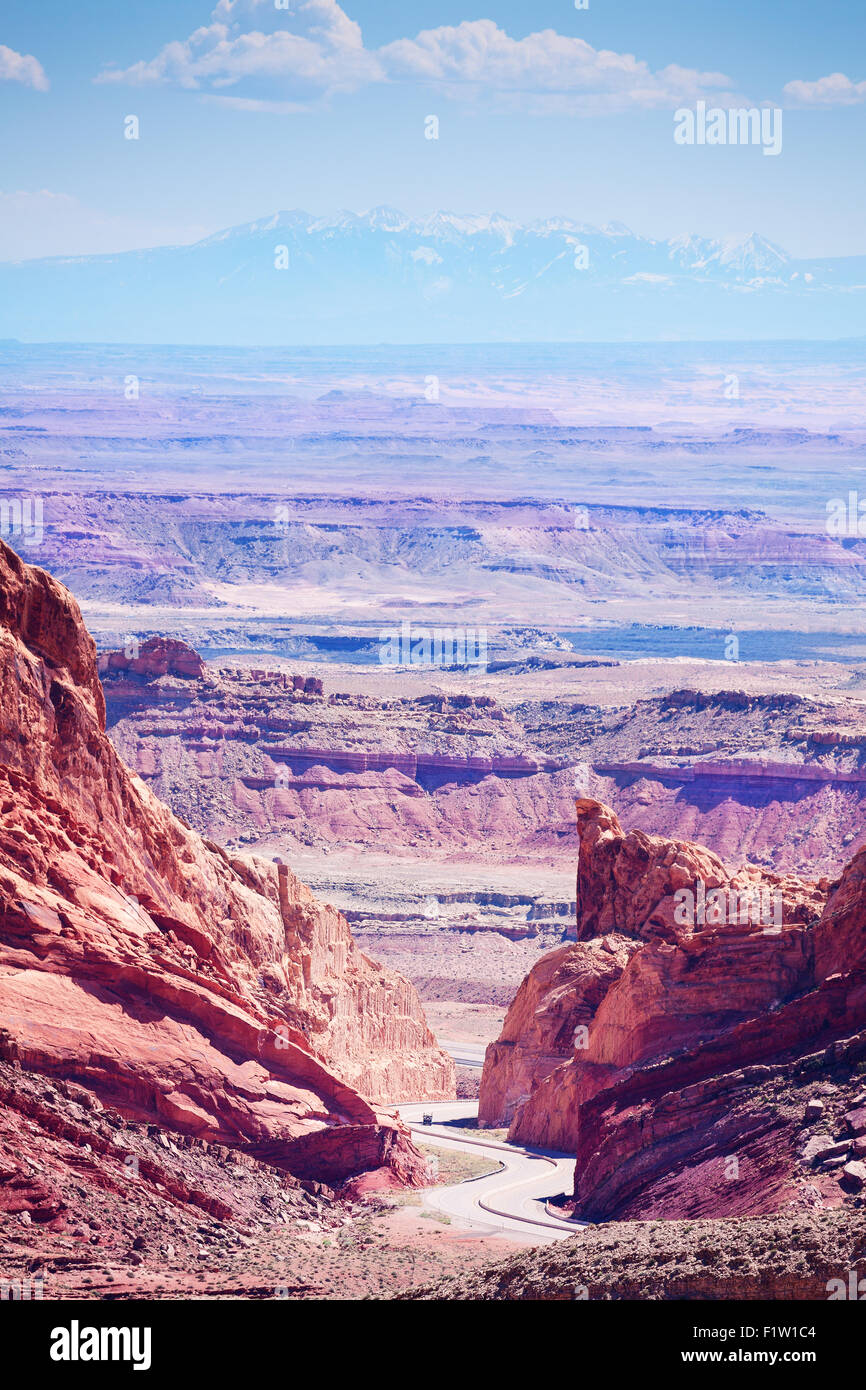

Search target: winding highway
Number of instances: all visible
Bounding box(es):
[435,1039,486,1070]
[396,1100,584,1244]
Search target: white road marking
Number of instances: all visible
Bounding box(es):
[395,1100,585,1244]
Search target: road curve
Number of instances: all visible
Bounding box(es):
[395,1100,585,1244]
[438,1039,486,1070]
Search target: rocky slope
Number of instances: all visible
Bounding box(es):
[0,1055,514,1301]
[402,1207,866,1301]
[479,798,866,1221]
[0,540,453,1192]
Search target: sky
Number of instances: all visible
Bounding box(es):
[1,0,865,261]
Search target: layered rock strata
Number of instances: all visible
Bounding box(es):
[478,798,866,1220]
[0,540,453,1189]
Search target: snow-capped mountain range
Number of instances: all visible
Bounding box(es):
[2,208,864,343]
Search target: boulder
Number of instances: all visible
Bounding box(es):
[844,1105,866,1136]
[840,1161,866,1192]
[802,1134,847,1165]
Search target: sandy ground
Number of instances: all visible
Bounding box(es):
[423,1003,507,1046]
[6,1202,527,1302]
[289,847,575,902]
[297,655,866,708]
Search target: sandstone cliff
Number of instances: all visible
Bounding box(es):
[478,934,636,1128]
[477,799,866,1221]
[0,540,453,1187]
[480,799,821,1128]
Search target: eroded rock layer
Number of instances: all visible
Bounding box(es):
[479,798,866,1221]
[103,655,866,882]
[0,540,453,1188]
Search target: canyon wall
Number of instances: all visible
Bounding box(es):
[103,664,866,879]
[0,540,453,1188]
[102,659,576,862]
[478,799,866,1220]
[13,488,866,627]
[479,798,820,1127]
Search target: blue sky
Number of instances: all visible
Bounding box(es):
[1,0,865,260]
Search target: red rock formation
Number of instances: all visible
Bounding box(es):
[478,935,636,1127]
[571,797,819,943]
[0,540,453,1188]
[478,798,866,1220]
[103,664,574,861]
[480,799,820,1130]
[102,659,866,880]
[0,1139,67,1229]
[98,635,206,680]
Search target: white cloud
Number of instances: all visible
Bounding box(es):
[95,2,740,114]
[97,1,381,99]
[380,23,736,113]
[783,72,866,106]
[0,43,48,91]
[203,93,316,112]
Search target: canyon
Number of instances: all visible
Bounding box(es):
[9,489,866,645]
[3,342,866,1305]
[33,642,866,1301]
[97,643,866,1023]
[4,343,866,651]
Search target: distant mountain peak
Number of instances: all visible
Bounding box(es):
[364,205,411,233]
[0,207,860,344]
